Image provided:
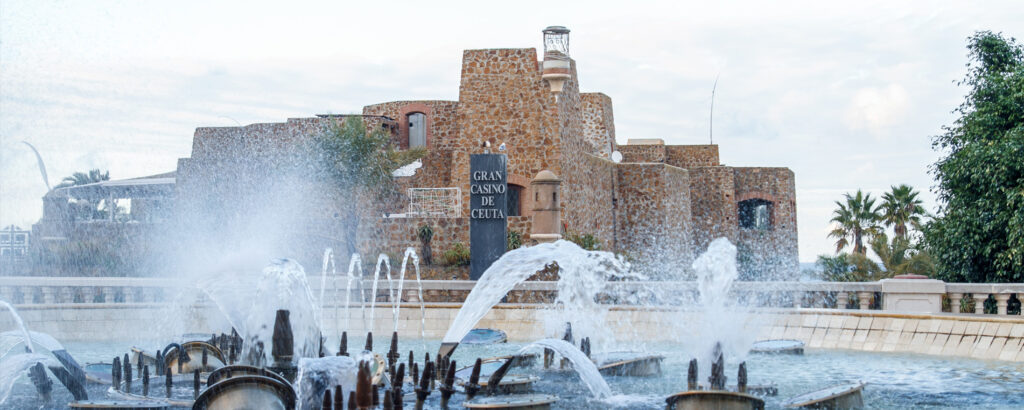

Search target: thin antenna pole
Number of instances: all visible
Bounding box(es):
[709,73,720,145]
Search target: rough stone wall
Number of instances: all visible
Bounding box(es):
[580,93,615,158]
[362,100,459,188]
[665,145,720,168]
[661,165,697,273]
[733,167,799,280]
[176,116,398,269]
[613,164,694,275]
[618,144,666,163]
[560,154,616,248]
[556,61,617,247]
[452,49,562,217]
[687,166,739,255]
[360,215,530,268]
[361,217,469,261]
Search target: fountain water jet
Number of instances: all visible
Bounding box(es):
[0,301,34,354]
[517,339,611,399]
[439,241,626,359]
[369,254,391,334]
[345,254,364,333]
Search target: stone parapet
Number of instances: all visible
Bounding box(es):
[5,303,1024,362]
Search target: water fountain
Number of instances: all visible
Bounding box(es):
[13,233,1024,409]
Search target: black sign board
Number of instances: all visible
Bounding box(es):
[470,154,508,280]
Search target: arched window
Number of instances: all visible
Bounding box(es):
[407,112,426,148]
[507,184,524,217]
[738,198,773,230]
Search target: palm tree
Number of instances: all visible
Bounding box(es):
[828,190,882,255]
[54,169,112,220]
[870,233,936,277]
[880,184,927,239]
[55,169,109,188]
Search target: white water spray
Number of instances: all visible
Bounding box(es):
[518,339,611,399]
[368,254,391,333]
[345,254,363,332]
[442,240,626,345]
[0,301,33,354]
[399,247,426,345]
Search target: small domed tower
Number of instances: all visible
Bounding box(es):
[541,26,571,93]
[530,170,562,243]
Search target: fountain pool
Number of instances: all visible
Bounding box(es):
[3,339,1024,409]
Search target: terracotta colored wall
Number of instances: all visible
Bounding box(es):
[362,101,459,188]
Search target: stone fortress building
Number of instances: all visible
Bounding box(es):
[40,26,798,279]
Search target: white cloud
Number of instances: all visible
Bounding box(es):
[844,84,911,136]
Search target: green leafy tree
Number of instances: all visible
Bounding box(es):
[828,190,882,255]
[925,31,1024,282]
[816,252,882,282]
[317,117,425,256]
[881,184,927,239]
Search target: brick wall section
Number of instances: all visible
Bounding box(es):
[614,164,694,274]
[688,166,739,253]
[360,216,531,271]
[733,167,799,279]
[665,145,720,168]
[563,154,616,248]
[617,144,666,163]
[362,101,459,188]
[580,93,615,158]
[556,61,615,245]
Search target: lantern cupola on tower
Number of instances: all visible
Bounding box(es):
[541,26,571,93]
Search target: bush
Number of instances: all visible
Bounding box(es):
[507,230,523,251]
[565,232,600,251]
[441,243,471,266]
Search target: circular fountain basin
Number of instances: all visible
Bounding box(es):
[461,329,508,345]
[462,393,558,410]
[665,391,766,410]
[206,365,290,387]
[162,341,226,375]
[69,400,170,409]
[750,340,805,355]
[781,382,864,409]
[193,375,296,410]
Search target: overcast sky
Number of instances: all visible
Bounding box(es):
[2,0,1021,262]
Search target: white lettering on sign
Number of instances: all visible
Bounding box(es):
[471,170,505,219]
[471,209,505,219]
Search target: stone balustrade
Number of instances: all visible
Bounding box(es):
[0,276,1022,316]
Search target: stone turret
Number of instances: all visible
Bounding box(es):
[530,170,562,243]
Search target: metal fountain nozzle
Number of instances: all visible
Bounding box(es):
[271,309,294,365]
[438,342,458,362]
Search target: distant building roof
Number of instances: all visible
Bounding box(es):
[56,171,176,200]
